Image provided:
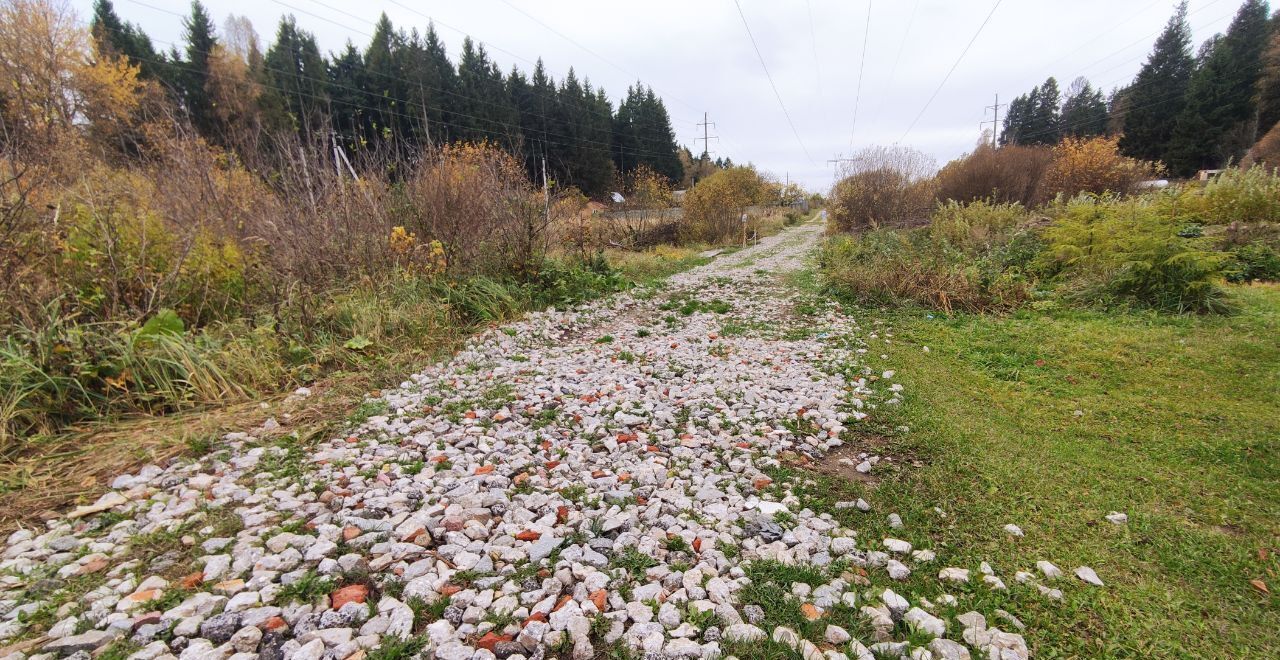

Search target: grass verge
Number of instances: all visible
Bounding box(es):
[818,284,1278,657]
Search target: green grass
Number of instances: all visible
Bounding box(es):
[822,284,1279,657]
[603,246,713,285]
[611,546,659,578]
[277,570,334,605]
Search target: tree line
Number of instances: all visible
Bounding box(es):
[88,0,690,197]
[1000,0,1280,177]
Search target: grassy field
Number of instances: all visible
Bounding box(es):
[786,284,1279,657]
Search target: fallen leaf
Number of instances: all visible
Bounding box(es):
[1250,578,1269,594]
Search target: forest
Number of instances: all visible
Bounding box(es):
[87,0,689,196]
[1000,0,1280,176]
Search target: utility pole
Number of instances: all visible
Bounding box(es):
[696,112,718,160]
[826,155,853,186]
[982,93,1006,147]
[541,155,551,226]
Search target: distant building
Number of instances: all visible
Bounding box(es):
[1196,169,1224,182]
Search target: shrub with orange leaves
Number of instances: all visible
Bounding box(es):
[1040,136,1161,200]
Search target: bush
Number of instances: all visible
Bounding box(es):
[681,166,766,243]
[1200,166,1280,224]
[404,142,547,277]
[1039,196,1230,313]
[829,146,936,232]
[1226,242,1280,283]
[1241,120,1280,170]
[930,199,1035,254]
[55,167,252,326]
[1039,136,1160,201]
[935,143,1054,207]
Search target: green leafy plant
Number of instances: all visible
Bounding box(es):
[1040,196,1230,313]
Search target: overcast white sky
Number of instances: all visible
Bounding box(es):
[72,0,1250,190]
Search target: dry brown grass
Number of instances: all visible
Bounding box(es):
[0,328,464,533]
[0,403,255,531]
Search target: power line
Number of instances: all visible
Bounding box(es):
[731,0,814,164]
[1090,7,1236,82]
[848,1,873,149]
[871,0,921,127]
[1103,5,1238,95]
[295,0,690,153]
[1043,0,1231,91]
[1004,3,1241,146]
[1008,81,1200,144]
[377,0,537,68]
[127,0,708,161]
[1038,0,1167,72]
[898,0,1003,143]
[806,0,822,100]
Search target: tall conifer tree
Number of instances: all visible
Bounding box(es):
[1119,1,1194,163]
[1167,0,1271,174]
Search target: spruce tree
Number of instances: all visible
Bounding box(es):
[399,24,453,146]
[507,66,539,178]
[327,42,366,145]
[1027,77,1061,145]
[180,1,218,137]
[263,16,329,138]
[1060,77,1108,138]
[526,59,558,175]
[581,83,618,195]
[363,14,406,144]
[1000,88,1039,145]
[611,84,641,176]
[1167,0,1271,174]
[455,38,518,146]
[1256,21,1280,132]
[90,0,166,81]
[1119,1,1194,163]
[423,26,458,142]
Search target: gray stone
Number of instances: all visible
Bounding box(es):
[199,612,242,644]
[42,629,119,655]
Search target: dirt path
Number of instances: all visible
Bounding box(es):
[0,221,1038,660]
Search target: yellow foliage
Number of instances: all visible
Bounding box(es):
[681,166,767,243]
[626,165,674,209]
[0,0,144,170]
[1040,136,1160,200]
[389,226,447,277]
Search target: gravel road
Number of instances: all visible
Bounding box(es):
[0,222,1050,660]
